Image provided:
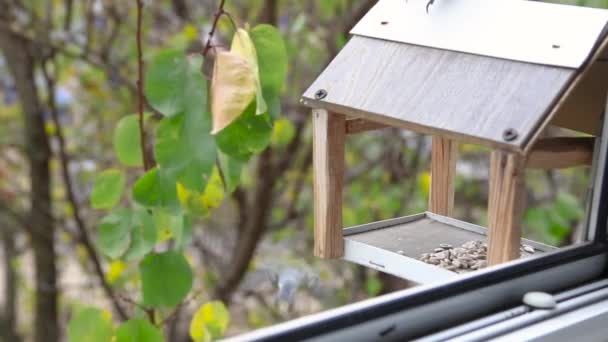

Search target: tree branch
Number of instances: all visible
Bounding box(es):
[41,60,128,320]
[202,0,231,57]
[0,14,59,340]
[136,0,151,171]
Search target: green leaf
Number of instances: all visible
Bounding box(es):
[218,151,243,193]
[132,168,179,210]
[190,301,230,341]
[554,191,584,222]
[115,319,164,342]
[140,251,193,308]
[549,222,571,244]
[168,214,193,250]
[114,114,149,167]
[145,50,192,117]
[154,53,215,193]
[153,210,192,249]
[153,209,175,243]
[98,208,132,259]
[215,102,273,161]
[525,208,550,231]
[265,94,282,119]
[123,208,156,261]
[524,207,557,244]
[90,169,125,210]
[155,114,216,192]
[250,24,288,102]
[67,307,114,342]
[365,276,383,296]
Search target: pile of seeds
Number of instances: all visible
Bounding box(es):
[418,240,537,274]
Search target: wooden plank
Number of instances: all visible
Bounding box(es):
[302,36,575,152]
[527,137,595,169]
[345,118,389,135]
[523,35,608,155]
[429,137,458,217]
[487,151,526,266]
[313,109,346,258]
[549,62,608,135]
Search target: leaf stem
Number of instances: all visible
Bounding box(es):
[119,293,156,324]
[202,0,228,57]
[136,0,151,171]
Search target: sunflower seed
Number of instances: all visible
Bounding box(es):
[523,246,535,253]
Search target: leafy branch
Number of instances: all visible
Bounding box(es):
[69,0,288,339]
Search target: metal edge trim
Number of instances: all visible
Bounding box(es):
[343,238,457,284]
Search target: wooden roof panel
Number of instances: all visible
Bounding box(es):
[351,0,608,68]
[302,36,576,151]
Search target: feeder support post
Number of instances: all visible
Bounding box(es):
[313,109,346,258]
[429,137,459,217]
[488,150,527,265]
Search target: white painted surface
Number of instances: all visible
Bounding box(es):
[350,0,608,68]
[343,238,457,284]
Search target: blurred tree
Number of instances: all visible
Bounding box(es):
[0,1,57,341]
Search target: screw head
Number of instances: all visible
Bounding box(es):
[503,128,519,142]
[314,89,328,100]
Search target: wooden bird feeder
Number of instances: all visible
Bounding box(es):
[301,0,608,284]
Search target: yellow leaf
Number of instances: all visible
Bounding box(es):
[176,182,206,217]
[176,167,225,216]
[271,118,295,147]
[183,24,198,40]
[105,260,126,284]
[190,319,211,342]
[210,51,256,134]
[101,310,113,323]
[45,122,56,136]
[190,301,230,341]
[419,171,431,196]
[231,28,267,115]
[202,168,225,210]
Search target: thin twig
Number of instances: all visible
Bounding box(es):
[202,0,228,57]
[119,294,155,324]
[158,289,203,326]
[136,0,151,171]
[41,60,128,320]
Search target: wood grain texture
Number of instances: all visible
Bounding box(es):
[549,62,608,135]
[313,109,346,258]
[302,35,576,151]
[345,118,389,134]
[429,137,458,216]
[523,35,608,154]
[527,137,595,169]
[487,151,526,266]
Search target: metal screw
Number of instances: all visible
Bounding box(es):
[503,128,519,142]
[314,89,328,100]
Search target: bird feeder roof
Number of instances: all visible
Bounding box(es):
[302,0,608,152]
